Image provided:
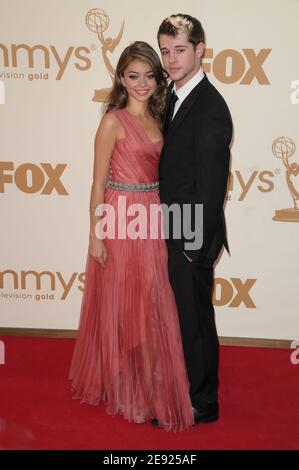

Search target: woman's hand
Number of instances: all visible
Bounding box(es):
[88,237,107,267]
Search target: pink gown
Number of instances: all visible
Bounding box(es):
[69,108,194,431]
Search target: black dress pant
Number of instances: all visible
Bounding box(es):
[167,243,219,408]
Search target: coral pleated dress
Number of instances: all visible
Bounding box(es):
[69,108,194,431]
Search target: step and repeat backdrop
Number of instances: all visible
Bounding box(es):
[0,0,298,341]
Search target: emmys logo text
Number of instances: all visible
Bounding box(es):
[202,48,271,85]
[213,278,256,308]
[0,79,5,104]
[227,169,275,201]
[290,80,299,104]
[0,269,86,301]
[0,341,5,365]
[0,43,92,80]
[0,162,68,195]
[290,340,299,365]
[0,268,254,308]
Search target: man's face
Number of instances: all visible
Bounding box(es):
[159,32,204,89]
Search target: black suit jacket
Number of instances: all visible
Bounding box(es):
[159,74,233,263]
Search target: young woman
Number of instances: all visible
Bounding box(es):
[69,41,194,431]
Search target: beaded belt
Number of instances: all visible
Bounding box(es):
[106,179,159,192]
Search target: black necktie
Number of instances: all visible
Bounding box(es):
[164,91,178,134]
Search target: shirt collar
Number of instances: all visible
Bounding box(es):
[173,67,205,102]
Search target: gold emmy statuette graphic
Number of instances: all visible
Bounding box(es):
[272,137,299,222]
[85,8,124,102]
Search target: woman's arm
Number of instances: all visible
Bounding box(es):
[88,112,120,266]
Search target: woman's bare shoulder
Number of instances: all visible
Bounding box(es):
[95,110,125,141]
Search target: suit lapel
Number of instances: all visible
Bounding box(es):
[163,75,209,151]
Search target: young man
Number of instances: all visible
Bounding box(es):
[155,14,232,425]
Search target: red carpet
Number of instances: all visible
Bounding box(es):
[0,336,298,450]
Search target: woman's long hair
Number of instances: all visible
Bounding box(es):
[105,41,168,121]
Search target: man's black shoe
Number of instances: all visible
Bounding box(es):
[192,403,219,424]
[150,402,219,428]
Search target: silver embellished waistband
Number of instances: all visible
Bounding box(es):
[106,179,159,192]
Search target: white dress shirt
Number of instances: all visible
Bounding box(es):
[172,67,205,119]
